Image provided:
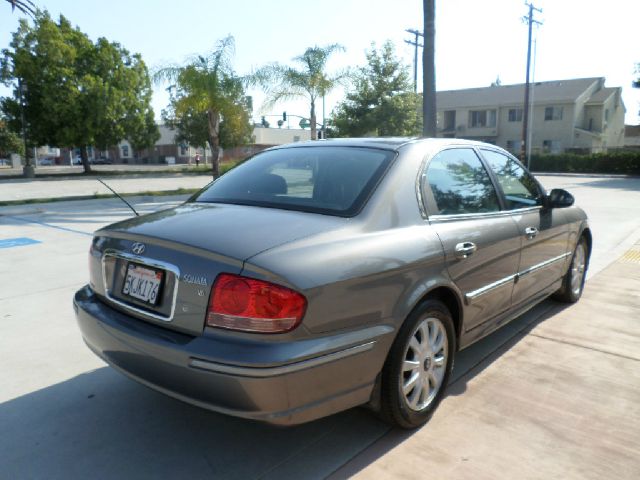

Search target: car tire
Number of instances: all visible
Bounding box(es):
[553,236,589,303]
[380,299,456,429]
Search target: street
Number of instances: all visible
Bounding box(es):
[1,174,639,479]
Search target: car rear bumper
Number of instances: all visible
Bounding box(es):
[73,286,394,425]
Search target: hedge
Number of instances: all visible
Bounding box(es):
[528,151,640,175]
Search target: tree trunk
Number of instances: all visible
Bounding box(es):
[422,0,437,137]
[207,109,221,178]
[80,145,92,173]
[310,99,317,140]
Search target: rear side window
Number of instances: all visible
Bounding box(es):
[192,146,394,216]
[425,148,500,215]
[481,149,542,209]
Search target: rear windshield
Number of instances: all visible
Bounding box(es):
[192,146,395,216]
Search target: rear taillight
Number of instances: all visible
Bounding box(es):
[206,273,307,333]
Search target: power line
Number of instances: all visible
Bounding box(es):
[520,2,543,167]
[405,29,424,93]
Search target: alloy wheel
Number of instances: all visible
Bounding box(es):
[401,317,448,411]
[570,243,586,296]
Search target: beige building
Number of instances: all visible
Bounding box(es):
[436,77,626,154]
[624,125,640,149]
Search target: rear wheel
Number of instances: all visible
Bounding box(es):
[380,300,455,429]
[554,237,589,303]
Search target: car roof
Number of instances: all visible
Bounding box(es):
[269,137,497,152]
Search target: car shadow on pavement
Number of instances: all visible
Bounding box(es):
[0,300,570,480]
[0,365,389,480]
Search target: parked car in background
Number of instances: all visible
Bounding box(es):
[74,138,591,428]
[90,157,113,165]
[39,157,55,166]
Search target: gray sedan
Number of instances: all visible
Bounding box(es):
[74,138,590,428]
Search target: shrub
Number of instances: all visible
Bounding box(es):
[529,151,640,175]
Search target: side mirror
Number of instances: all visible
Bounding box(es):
[547,188,574,208]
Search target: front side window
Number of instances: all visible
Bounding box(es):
[481,149,542,210]
[425,148,500,215]
[193,146,394,217]
[121,145,129,158]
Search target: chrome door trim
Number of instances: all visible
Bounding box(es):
[465,274,517,304]
[429,206,542,223]
[518,252,572,278]
[464,251,572,303]
[189,341,376,377]
[101,249,181,322]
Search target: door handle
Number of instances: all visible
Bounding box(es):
[525,227,538,239]
[455,242,477,259]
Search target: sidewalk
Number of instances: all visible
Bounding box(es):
[331,241,640,479]
[0,173,212,202]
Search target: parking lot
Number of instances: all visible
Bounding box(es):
[1,174,639,479]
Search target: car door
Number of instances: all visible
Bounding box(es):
[479,149,570,307]
[422,148,521,332]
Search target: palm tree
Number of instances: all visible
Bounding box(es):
[256,44,347,140]
[423,0,437,137]
[5,0,35,16]
[154,36,247,178]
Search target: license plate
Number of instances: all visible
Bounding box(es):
[122,263,163,305]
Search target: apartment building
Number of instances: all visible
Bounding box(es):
[436,77,625,154]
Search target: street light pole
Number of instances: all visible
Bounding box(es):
[18,78,34,178]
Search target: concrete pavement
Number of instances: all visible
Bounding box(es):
[1,176,639,479]
[331,240,640,479]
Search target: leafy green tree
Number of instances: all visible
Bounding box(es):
[256,44,347,140]
[161,95,253,158]
[330,41,422,137]
[1,12,159,173]
[154,36,252,178]
[0,116,23,158]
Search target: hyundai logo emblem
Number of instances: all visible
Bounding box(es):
[131,242,146,255]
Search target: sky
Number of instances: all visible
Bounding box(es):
[1,0,639,126]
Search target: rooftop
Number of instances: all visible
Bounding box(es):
[437,77,606,109]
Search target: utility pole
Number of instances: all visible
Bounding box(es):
[18,78,34,178]
[423,0,437,137]
[404,29,424,93]
[520,2,542,167]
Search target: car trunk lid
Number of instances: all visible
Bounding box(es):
[90,203,345,335]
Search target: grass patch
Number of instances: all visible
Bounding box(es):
[0,160,241,181]
[0,188,200,207]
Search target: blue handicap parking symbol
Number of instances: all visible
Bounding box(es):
[0,237,42,249]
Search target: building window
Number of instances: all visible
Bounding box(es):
[508,108,523,122]
[180,145,188,155]
[469,109,496,128]
[542,140,561,154]
[544,106,563,121]
[604,109,609,122]
[444,110,456,130]
[505,140,521,153]
[121,145,129,158]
